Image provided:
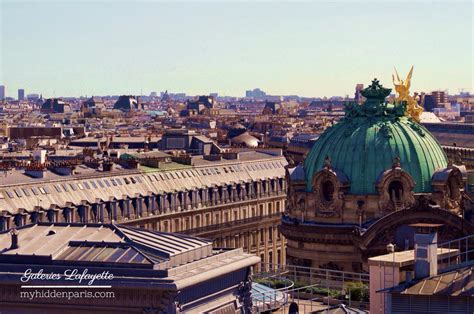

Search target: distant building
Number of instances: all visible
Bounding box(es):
[113,95,142,112]
[432,90,448,107]
[40,98,72,114]
[354,83,364,103]
[27,94,40,101]
[158,129,221,155]
[0,85,5,100]
[17,89,25,101]
[262,101,282,115]
[180,96,215,116]
[150,91,157,97]
[246,88,266,99]
[81,96,105,116]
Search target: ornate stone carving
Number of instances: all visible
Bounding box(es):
[311,168,349,217]
[376,166,416,213]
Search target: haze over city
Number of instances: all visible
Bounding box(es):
[1,0,472,98]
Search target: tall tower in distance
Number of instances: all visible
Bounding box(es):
[0,85,5,100]
[354,83,364,103]
[18,89,25,101]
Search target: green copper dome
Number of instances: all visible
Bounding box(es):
[304,79,448,195]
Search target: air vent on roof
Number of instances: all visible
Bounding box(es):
[47,230,57,236]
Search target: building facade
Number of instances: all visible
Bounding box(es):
[0,151,287,270]
[0,223,258,313]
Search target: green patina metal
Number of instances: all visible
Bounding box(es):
[304,79,448,195]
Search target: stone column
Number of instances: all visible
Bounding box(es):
[212,187,219,205]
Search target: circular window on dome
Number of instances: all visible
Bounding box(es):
[321,180,335,203]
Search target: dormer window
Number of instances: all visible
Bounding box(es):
[388,180,404,203]
[321,180,335,202]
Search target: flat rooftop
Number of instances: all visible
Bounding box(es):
[368,248,459,268]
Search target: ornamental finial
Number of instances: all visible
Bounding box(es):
[392,156,401,168]
[324,156,332,169]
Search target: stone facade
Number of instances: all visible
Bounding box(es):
[0,153,287,269]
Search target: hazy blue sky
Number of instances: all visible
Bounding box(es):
[1,1,472,98]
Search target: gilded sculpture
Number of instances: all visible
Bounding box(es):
[392,65,424,122]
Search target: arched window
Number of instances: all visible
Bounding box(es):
[388,180,404,202]
[321,180,335,202]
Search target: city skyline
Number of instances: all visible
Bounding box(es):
[1,1,472,98]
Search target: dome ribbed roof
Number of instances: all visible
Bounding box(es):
[304,79,448,195]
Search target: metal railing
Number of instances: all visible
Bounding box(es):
[252,282,369,313]
[252,263,370,313]
[438,234,474,272]
[255,263,369,287]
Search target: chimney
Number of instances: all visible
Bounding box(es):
[10,228,19,249]
[411,223,442,279]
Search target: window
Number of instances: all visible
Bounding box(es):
[31,187,39,195]
[104,179,111,187]
[321,180,335,202]
[22,188,30,196]
[83,181,91,189]
[6,191,14,198]
[39,187,46,194]
[130,177,136,184]
[61,183,69,192]
[135,176,142,183]
[96,180,104,188]
[116,178,123,185]
[43,186,50,194]
[176,172,182,179]
[388,180,403,201]
[111,178,118,186]
[14,189,23,197]
[54,185,62,193]
[174,219,180,232]
[77,183,84,190]
[69,183,78,191]
[90,181,98,189]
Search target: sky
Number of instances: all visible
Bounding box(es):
[0,0,472,98]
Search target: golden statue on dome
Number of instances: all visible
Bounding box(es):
[392,65,424,122]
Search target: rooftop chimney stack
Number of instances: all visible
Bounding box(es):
[411,223,442,279]
[10,228,19,250]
